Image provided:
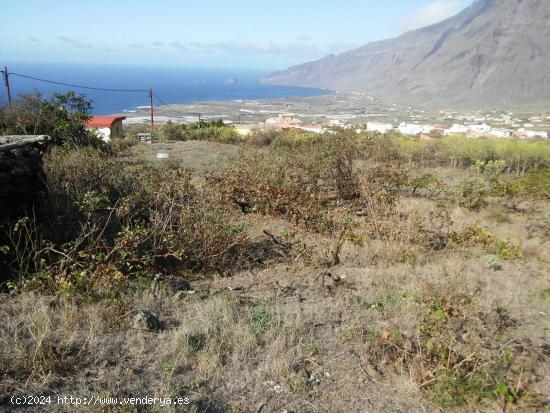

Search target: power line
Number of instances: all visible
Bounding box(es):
[5,68,200,122]
[9,72,148,93]
[153,92,199,120]
[152,92,186,116]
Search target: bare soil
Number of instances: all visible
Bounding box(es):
[122,141,239,173]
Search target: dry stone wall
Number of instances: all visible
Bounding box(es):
[0,136,49,218]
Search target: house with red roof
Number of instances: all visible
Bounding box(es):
[84,116,126,142]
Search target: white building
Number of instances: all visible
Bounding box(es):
[518,128,548,139]
[444,124,469,135]
[84,116,126,142]
[366,122,394,134]
[299,126,326,134]
[488,128,513,138]
[265,114,302,128]
[328,119,352,129]
[468,123,492,135]
[398,123,433,136]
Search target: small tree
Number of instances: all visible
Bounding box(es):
[0,91,96,146]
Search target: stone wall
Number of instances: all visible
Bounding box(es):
[0,136,50,283]
[0,136,49,218]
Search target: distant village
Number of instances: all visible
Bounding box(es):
[101,91,549,142]
[226,112,549,140]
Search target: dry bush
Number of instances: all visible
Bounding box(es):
[272,132,360,200]
[109,136,138,154]
[212,148,331,231]
[450,223,523,261]
[8,148,250,295]
[356,164,420,240]
[43,146,131,202]
[213,133,362,232]
[125,168,249,272]
[247,128,282,146]
[322,134,359,200]
[359,133,403,163]
[407,172,446,198]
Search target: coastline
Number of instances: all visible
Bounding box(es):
[117,90,404,126]
[117,91,550,136]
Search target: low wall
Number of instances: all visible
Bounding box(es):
[0,135,50,218]
[1,136,50,283]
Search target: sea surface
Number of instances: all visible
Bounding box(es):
[1,62,328,114]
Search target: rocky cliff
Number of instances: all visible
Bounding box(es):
[264,0,550,109]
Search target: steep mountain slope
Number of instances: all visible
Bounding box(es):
[263,0,550,108]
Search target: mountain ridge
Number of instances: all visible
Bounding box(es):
[263,0,550,109]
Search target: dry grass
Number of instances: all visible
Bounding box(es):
[1,135,549,412]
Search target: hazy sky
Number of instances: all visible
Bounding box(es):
[1,0,473,70]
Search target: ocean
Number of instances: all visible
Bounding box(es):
[1,62,328,114]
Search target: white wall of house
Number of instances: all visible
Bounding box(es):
[444,124,469,135]
[398,123,433,136]
[518,128,548,139]
[488,128,513,138]
[468,124,492,135]
[87,127,111,142]
[299,126,326,134]
[366,122,394,133]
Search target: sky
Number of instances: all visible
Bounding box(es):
[1,0,474,70]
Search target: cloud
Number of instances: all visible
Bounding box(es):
[125,38,355,60]
[217,41,285,55]
[28,37,40,42]
[400,0,462,32]
[170,41,189,51]
[57,35,93,49]
[165,40,323,58]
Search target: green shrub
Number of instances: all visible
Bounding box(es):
[473,159,507,182]
[0,92,97,146]
[450,224,523,261]
[182,122,242,144]
[450,224,494,247]
[356,134,550,173]
[514,168,550,199]
[454,179,488,210]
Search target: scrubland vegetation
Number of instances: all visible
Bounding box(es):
[1,95,549,412]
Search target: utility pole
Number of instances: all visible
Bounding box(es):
[2,66,12,106]
[149,88,154,139]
